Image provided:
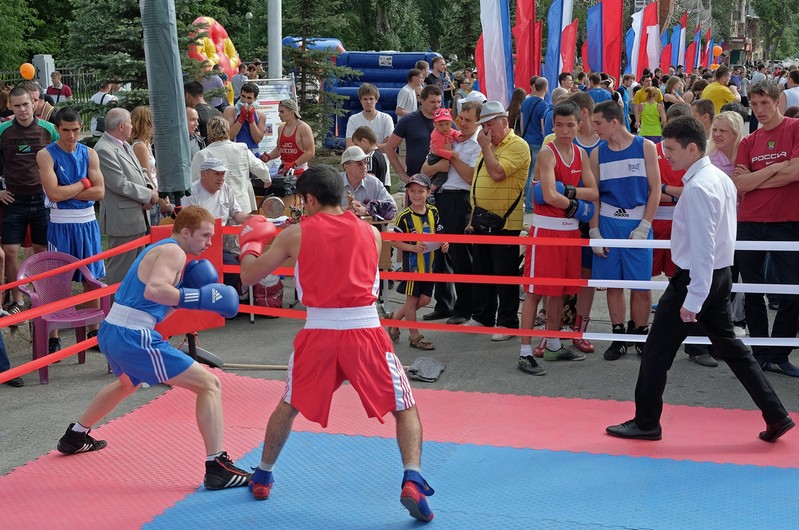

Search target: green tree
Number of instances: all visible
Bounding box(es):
[280,0,362,141]
[752,0,799,60]
[65,0,231,88]
[0,0,40,70]
[439,0,481,63]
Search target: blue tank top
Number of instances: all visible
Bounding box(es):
[575,137,600,157]
[45,143,93,209]
[114,238,179,323]
[235,109,260,154]
[597,136,649,209]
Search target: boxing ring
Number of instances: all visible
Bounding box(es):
[1,226,798,529]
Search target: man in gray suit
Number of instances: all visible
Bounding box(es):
[95,108,159,286]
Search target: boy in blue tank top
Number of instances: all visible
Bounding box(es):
[37,108,105,354]
[589,100,661,362]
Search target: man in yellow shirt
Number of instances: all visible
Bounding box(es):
[467,101,530,341]
[701,65,741,114]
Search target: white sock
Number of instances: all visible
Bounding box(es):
[71,422,90,433]
[206,451,223,461]
[259,460,274,472]
[404,464,421,473]
[546,338,561,351]
[520,344,532,357]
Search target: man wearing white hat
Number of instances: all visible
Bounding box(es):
[182,157,250,289]
[467,101,530,341]
[340,146,397,221]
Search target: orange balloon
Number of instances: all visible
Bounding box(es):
[710,63,720,70]
[19,63,35,80]
[712,45,723,57]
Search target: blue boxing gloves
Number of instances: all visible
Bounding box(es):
[178,283,239,318]
[182,259,219,288]
[532,181,578,205]
[565,199,595,222]
[532,182,546,205]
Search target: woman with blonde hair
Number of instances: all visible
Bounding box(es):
[190,115,270,213]
[707,110,745,177]
[130,106,172,221]
[663,76,685,111]
[638,87,666,142]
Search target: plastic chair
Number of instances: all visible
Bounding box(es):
[18,251,111,384]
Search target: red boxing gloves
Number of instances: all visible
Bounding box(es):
[80,178,92,190]
[239,215,277,259]
[237,109,247,124]
[245,107,255,123]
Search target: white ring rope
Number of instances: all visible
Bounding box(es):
[587,238,799,251]
[585,333,799,347]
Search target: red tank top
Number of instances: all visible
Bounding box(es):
[279,123,303,167]
[656,142,685,206]
[534,142,583,218]
[295,211,380,308]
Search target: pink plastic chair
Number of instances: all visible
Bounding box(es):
[17,251,110,384]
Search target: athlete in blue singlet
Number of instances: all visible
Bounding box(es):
[37,108,106,353]
[224,82,265,156]
[55,206,251,491]
[589,100,661,361]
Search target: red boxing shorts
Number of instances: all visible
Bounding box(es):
[652,219,676,278]
[523,219,581,297]
[283,307,415,428]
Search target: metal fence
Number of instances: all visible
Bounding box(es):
[0,68,103,103]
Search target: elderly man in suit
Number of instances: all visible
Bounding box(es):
[95,108,159,286]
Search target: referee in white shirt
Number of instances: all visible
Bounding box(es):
[607,116,794,443]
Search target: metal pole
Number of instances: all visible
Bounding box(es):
[268,0,282,79]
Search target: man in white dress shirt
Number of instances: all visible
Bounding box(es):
[606,116,794,443]
[182,157,248,288]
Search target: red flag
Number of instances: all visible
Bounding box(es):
[685,42,697,73]
[582,41,591,72]
[512,0,535,92]
[475,34,485,87]
[532,21,543,77]
[560,19,579,75]
[513,22,532,92]
[637,1,659,79]
[660,43,672,72]
[602,0,623,81]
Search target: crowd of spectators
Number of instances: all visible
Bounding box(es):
[2,56,799,387]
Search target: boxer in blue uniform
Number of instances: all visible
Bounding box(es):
[56,206,251,490]
[37,108,106,353]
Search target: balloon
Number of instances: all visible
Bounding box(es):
[188,17,241,80]
[710,63,720,71]
[19,63,35,80]
[712,45,722,58]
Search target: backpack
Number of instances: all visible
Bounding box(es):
[95,94,108,133]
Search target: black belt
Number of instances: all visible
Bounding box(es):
[11,193,44,202]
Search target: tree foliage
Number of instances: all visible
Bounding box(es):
[0,0,41,70]
[752,0,799,60]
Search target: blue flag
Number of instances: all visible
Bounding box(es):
[670,24,681,67]
[587,3,603,73]
[624,28,635,75]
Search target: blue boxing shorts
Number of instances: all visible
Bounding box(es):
[98,322,193,387]
[591,214,653,289]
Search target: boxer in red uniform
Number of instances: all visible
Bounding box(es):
[238,165,434,522]
[519,101,598,372]
[652,104,692,280]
